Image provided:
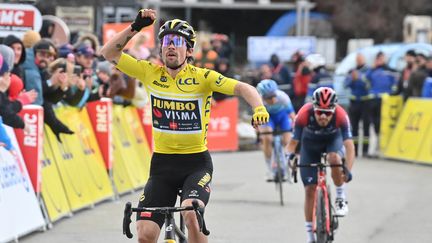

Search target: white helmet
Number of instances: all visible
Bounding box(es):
[306,53,326,70]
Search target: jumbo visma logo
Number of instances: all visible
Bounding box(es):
[151,95,202,132]
[176,77,200,93]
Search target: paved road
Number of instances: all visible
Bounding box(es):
[18,151,432,243]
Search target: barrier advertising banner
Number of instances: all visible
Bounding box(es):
[207,98,239,151]
[380,95,404,152]
[384,99,432,161]
[40,140,72,222]
[14,105,44,193]
[122,107,151,180]
[44,125,94,211]
[86,99,113,170]
[0,126,45,243]
[112,106,147,190]
[56,107,114,203]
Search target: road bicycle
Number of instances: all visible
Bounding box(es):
[292,154,348,243]
[123,199,210,243]
[259,130,292,206]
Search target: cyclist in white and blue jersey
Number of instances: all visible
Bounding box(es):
[257,79,296,181]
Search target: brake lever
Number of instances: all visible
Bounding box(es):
[123,202,133,239]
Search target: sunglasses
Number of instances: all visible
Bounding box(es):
[314,109,334,117]
[162,34,187,47]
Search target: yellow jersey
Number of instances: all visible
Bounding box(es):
[116,53,238,154]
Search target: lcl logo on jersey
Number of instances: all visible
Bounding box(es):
[177,77,200,92]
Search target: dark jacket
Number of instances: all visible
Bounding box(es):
[0,92,25,129]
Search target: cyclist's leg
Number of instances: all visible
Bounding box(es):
[326,134,344,186]
[326,135,349,216]
[279,111,293,169]
[136,177,178,243]
[259,117,275,179]
[299,140,322,242]
[180,151,213,243]
[136,153,184,243]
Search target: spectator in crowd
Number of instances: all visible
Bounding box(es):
[291,51,311,112]
[95,60,112,98]
[73,44,99,105]
[3,35,26,79]
[194,40,218,69]
[22,30,41,49]
[305,53,333,101]
[344,53,370,157]
[366,51,398,155]
[0,54,25,130]
[211,34,232,59]
[269,54,292,96]
[26,39,75,141]
[128,33,151,60]
[74,33,101,57]
[397,50,416,100]
[406,51,428,99]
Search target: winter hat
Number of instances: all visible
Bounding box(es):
[58,43,74,58]
[0,45,15,72]
[3,34,26,64]
[22,30,41,48]
[96,61,112,76]
[0,54,9,76]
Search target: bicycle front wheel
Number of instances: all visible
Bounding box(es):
[315,188,329,243]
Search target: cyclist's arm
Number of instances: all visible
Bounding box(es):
[100,27,139,65]
[234,81,264,109]
[343,139,355,171]
[205,69,264,109]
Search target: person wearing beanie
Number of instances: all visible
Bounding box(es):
[3,34,26,79]
[22,30,41,48]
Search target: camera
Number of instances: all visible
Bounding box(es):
[73,65,82,76]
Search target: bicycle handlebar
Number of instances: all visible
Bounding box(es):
[292,159,349,184]
[122,199,210,239]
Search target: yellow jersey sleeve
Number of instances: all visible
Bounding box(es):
[203,69,238,95]
[116,52,151,80]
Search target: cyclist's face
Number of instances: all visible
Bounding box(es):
[314,109,333,126]
[161,34,191,69]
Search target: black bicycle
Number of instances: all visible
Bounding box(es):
[292,154,348,243]
[123,199,210,243]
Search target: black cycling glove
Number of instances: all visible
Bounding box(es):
[130,10,154,32]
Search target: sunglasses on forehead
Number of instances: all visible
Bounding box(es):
[314,109,334,117]
[162,34,187,47]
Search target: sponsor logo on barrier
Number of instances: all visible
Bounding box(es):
[398,111,423,153]
[151,95,202,132]
[23,113,37,147]
[0,154,30,192]
[96,104,108,132]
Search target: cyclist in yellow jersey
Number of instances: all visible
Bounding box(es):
[101,9,269,243]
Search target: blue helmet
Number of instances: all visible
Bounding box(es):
[257,79,278,98]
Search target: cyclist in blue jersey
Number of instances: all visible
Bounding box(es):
[256,79,296,181]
